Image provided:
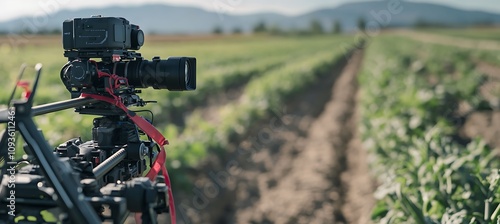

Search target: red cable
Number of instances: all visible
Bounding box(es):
[81,70,176,224]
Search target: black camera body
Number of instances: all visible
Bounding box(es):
[60,16,196,98]
[63,16,144,51]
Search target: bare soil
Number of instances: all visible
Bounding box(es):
[169,48,375,224]
[460,61,500,148]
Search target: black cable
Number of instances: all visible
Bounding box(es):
[132,110,154,124]
[7,64,26,107]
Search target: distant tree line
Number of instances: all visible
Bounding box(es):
[212,19,344,36]
[413,19,450,28]
[412,18,497,29]
[0,28,61,35]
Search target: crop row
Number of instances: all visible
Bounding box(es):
[360,35,500,223]
[162,39,351,188]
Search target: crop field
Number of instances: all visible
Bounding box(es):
[360,34,500,223]
[418,28,500,41]
[2,30,500,223]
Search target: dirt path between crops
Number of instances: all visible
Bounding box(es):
[459,61,500,149]
[163,47,375,224]
[229,48,371,224]
[338,50,376,223]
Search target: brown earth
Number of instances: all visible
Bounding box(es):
[165,47,375,224]
[232,48,373,224]
[460,61,500,149]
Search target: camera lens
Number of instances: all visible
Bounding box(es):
[104,57,196,91]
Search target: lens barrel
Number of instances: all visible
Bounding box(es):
[103,57,196,91]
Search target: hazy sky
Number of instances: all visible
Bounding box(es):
[0,0,499,22]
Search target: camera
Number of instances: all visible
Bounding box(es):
[63,16,144,50]
[60,16,196,98]
[0,16,195,223]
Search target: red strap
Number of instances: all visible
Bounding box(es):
[17,81,32,100]
[81,94,169,146]
[80,72,176,223]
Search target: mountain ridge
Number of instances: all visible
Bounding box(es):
[0,1,499,34]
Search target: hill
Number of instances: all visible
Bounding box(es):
[0,1,499,34]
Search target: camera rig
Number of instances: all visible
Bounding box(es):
[0,16,197,224]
